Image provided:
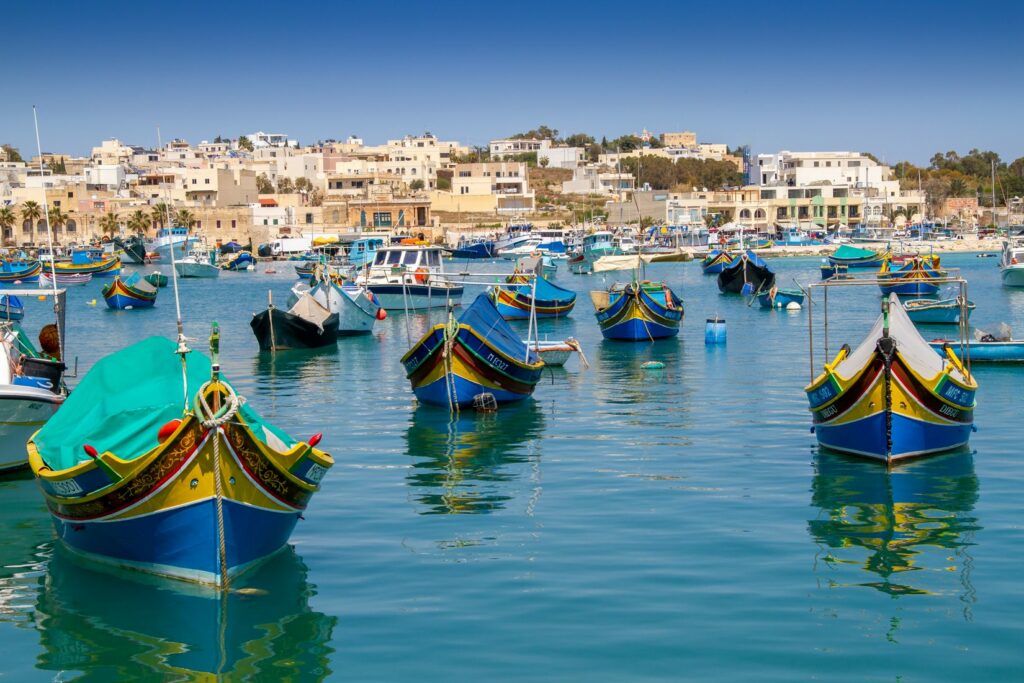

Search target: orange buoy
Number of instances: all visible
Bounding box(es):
[376,307,387,320]
[158,419,182,443]
[414,267,429,284]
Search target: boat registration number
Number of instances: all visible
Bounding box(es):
[486,354,509,372]
[50,478,84,496]
[305,463,327,484]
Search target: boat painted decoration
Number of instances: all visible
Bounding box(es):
[489,273,576,320]
[700,249,733,274]
[400,294,544,407]
[828,244,890,268]
[53,252,121,277]
[0,260,42,283]
[102,273,158,310]
[717,250,776,294]
[757,286,805,309]
[877,257,944,296]
[27,335,332,586]
[805,294,977,463]
[591,281,683,341]
[903,297,974,324]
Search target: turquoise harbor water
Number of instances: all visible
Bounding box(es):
[0,252,1022,680]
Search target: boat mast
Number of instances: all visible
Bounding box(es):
[31,106,64,360]
[991,158,997,229]
[158,126,191,410]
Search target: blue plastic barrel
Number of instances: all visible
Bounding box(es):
[705,318,726,345]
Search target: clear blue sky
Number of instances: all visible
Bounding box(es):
[3,0,1022,165]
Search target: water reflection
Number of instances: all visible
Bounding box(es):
[404,401,545,514]
[809,450,979,606]
[34,547,336,681]
[0,475,51,630]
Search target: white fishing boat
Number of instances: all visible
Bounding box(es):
[497,237,544,259]
[356,245,463,311]
[293,278,382,335]
[147,226,197,261]
[40,271,92,287]
[998,238,1024,287]
[523,338,587,368]
[173,249,221,279]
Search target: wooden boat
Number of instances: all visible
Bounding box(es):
[27,334,332,586]
[820,262,849,280]
[0,316,65,473]
[805,294,976,463]
[102,273,158,310]
[221,251,255,271]
[146,226,196,261]
[401,294,544,407]
[251,290,339,351]
[757,286,805,309]
[0,295,24,321]
[489,273,576,320]
[568,232,618,274]
[877,257,943,296]
[53,252,121,277]
[523,338,585,367]
[700,249,733,274]
[174,250,221,279]
[828,244,890,268]
[357,245,463,311]
[903,297,974,324]
[717,250,775,294]
[929,326,1024,362]
[300,278,380,335]
[0,260,42,283]
[40,271,92,286]
[113,235,147,265]
[294,261,317,278]
[450,237,494,259]
[144,271,169,288]
[591,281,683,341]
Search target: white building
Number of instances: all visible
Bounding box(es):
[538,146,583,169]
[489,138,551,159]
[83,164,125,189]
[562,165,635,196]
[247,131,297,149]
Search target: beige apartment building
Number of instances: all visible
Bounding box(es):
[432,162,535,214]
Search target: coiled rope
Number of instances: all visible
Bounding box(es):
[195,381,245,591]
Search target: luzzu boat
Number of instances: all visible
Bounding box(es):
[828,244,890,268]
[27,334,333,586]
[700,249,733,274]
[102,272,158,310]
[877,257,944,296]
[401,294,544,407]
[757,286,805,309]
[53,252,121,277]
[0,260,42,283]
[805,294,976,463]
[903,297,974,324]
[717,250,775,295]
[591,280,683,341]
[489,273,576,320]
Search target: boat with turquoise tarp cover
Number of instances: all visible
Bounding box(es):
[28,333,333,587]
[827,244,890,268]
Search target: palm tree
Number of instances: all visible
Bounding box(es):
[47,206,68,234]
[173,209,196,231]
[151,202,171,229]
[127,209,150,235]
[948,177,968,198]
[0,206,15,245]
[98,212,120,237]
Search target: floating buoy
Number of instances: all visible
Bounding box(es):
[157,419,182,443]
[786,301,802,311]
[641,361,665,370]
[37,295,46,301]
[264,268,277,274]
[87,299,97,306]
[124,305,134,310]
[376,307,387,320]
[13,280,22,285]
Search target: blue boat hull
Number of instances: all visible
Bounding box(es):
[701,262,727,274]
[413,374,531,407]
[104,293,156,310]
[880,282,939,296]
[815,411,973,461]
[451,243,494,259]
[928,340,1024,362]
[757,290,805,309]
[52,497,300,584]
[602,317,680,341]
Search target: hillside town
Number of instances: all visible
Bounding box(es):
[0,128,1018,252]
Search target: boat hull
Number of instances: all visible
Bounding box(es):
[174,262,220,279]
[0,387,62,472]
[311,282,378,335]
[102,278,157,310]
[250,308,340,350]
[1000,266,1024,287]
[929,340,1024,362]
[757,289,805,309]
[0,262,42,283]
[594,284,683,341]
[717,254,775,294]
[368,284,464,311]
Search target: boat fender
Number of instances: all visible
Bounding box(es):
[376,307,388,320]
[158,419,182,443]
[415,267,430,284]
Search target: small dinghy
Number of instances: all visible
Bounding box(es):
[250,290,339,351]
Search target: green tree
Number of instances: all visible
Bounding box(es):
[237,136,254,152]
[437,176,451,191]
[127,209,150,235]
[173,209,196,230]
[277,177,295,194]
[294,177,313,193]
[98,212,120,237]
[151,202,171,228]
[256,173,274,194]
[510,125,558,141]
[0,206,15,243]
[948,176,969,197]
[47,206,69,234]
[409,179,425,191]
[20,201,41,232]
[538,156,550,168]
[49,156,67,174]
[562,133,595,148]
[1,144,23,162]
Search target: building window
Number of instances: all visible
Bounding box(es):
[216,220,221,229]
[813,161,819,167]
[231,220,236,228]
[263,219,268,225]
[332,210,340,223]
[305,213,313,224]
[67,191,73,198]
[192,179,197,184]
[273,219,278,225]
[776,208,787,219]
[373,211,392,227]
[205,179,210,184]
[825,161,831,167]
[459,171,470,177]
[828,206,837,218]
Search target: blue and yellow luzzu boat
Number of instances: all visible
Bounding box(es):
[591,280,683,341]
[401,294,545,407]
[101,272,158,310]
[0,260,42,283]
[806,294,976,463]
[53,252,121,277]
[827,244,890,268]
[28,334,332,586]
[489,274,576,319]
[877,257,944,296]
[700,249,733,274]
